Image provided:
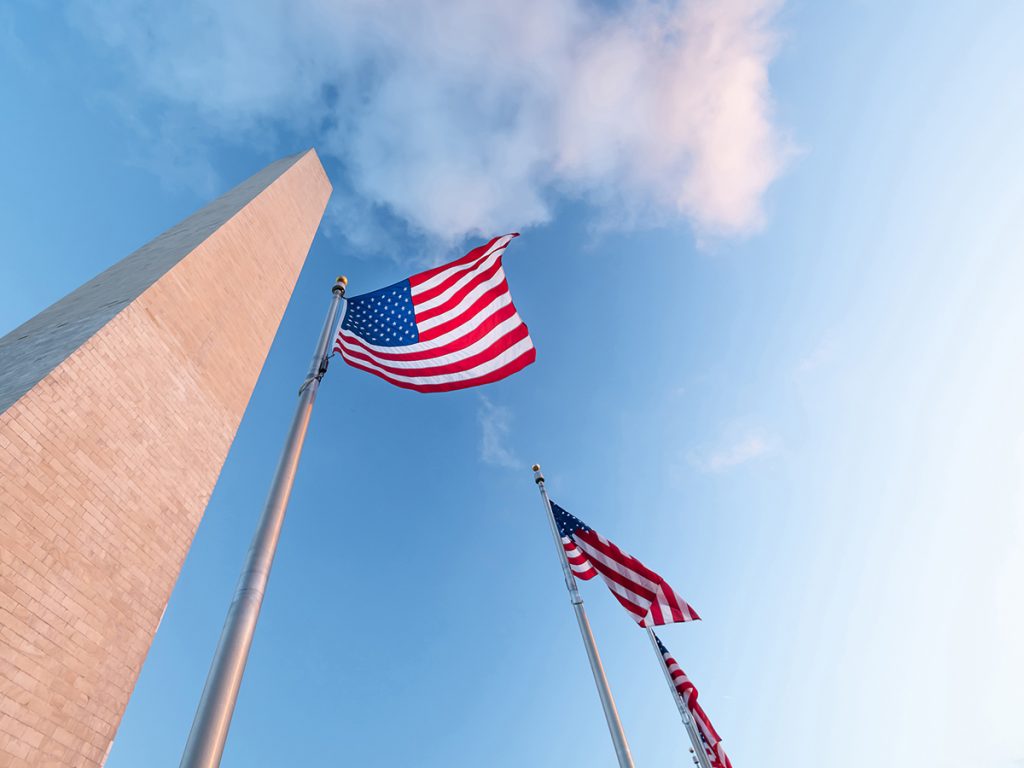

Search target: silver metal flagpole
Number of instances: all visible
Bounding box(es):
[644,627,714,768]
[532,464,635,768]
[179,275,348,768]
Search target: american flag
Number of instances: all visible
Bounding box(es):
[655,633,733,768]
[333,234,535,392]
[550,502,700,627]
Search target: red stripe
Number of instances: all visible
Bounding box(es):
[418,279,511,343]
[586,531,699,623]
[576,531,658,602]
[667,664,698,704]
[663,592,698,623]
[563,541,598,579]
[676,684,697,704]
[340,346,536,393]
[592,565,656,611]
[576,528,700,626]
[691,702,722,747]
[570,564,599,576]
[572,549,650,618]
[661,644,729,768]
[572,567,599,580]
[671,602,693,623]
[408,234,514,288]
[565,551,591,566]
[413,257,504,324]
[613,596,648,620]
[411,245,503,305]
[339,324,529,378]
[677,688,697,706]
[585,530,662,585]
[408,236,498,287]
[335,302,519,363]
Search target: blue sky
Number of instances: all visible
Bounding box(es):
[2,2,1024,766]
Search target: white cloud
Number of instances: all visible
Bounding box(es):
[73,0,788,245]
[690,431,776,473]
[477,395,519,469]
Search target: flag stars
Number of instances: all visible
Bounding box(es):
[339,279,418,346]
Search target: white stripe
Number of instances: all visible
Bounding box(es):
[655,583,693,621]
[650,600,671,624]
[334,296,349,336]
[412,250,503,314]
[563,540,586,557]
[411,235,512,296]
[341,336,534,387]
[679,597,696,622]
[652,590,675,623]
[575,544,651,610]
[695,713,715,743]
[575,536,660,595]
[563,538,596,574]
[566,547,590,563]
[417,266,508,332]
[336,293,512,356]
[337,314,524,372]
[597,574,649,615]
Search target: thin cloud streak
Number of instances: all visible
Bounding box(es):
[794,336,838,378]
[691,431,776,473]
[477,395,520,469]
[73,0,788,247]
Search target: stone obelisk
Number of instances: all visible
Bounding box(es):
[0,150,332,767]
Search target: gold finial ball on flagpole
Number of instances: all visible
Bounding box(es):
[336,275,348,286]
[532,464,541,472]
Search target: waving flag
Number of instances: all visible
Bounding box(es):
[551,502,699,627]
[333,234,535,392]
[656,634,733,768]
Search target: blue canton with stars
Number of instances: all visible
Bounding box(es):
[340,279,419,347]
[551,502,592,538]
[655,634,671,656]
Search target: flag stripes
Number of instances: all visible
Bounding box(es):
[656,634,733,768]
[563,538,598,579]
[551,502,699,628]
[661,645,697,706]
[334,234,535,392]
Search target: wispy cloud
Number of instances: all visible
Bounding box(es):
[71,0,788,249]
[477,395,520,469]
[0,6,31,71]
[690,431,776,473]
[794,336,838,378]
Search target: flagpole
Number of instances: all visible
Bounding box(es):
[644,627,715,768]
[532,464,635,768]
[179,275,348,768]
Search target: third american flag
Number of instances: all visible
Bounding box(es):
[656,633,733,768]
[333,234,534,392]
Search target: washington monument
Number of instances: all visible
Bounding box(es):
[0,150,331,767]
